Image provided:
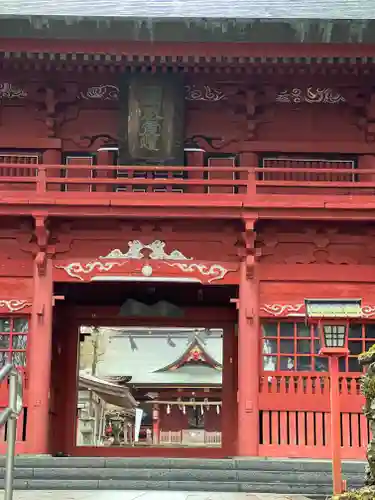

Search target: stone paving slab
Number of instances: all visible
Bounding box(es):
[0,492,312,500]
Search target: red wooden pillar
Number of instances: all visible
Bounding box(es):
[152,404,160,444]
[27,255,53,454]
[237,257,260,456]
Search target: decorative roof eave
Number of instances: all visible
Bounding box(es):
[2,51,375,68]
[0,17,375,44]
[155,339,222,372]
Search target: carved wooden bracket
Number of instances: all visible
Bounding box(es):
[345,88,375,142]
[18,219,72,271]
[33,215,51,277]
[28,82,79,138]
[238,218,261,279]
[363,93,375,142]
[242,86,275,141]
[35,251,47,277]
[34,215,50,249]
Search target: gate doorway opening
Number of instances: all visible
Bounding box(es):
[51,281,237,458]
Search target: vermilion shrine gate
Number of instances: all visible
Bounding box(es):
[0,5,375,459]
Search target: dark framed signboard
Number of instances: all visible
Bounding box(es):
[119,74,185,166]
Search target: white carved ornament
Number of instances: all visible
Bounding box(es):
[0,300,31,312]
[0,83,27,99]
[361,305,375,319]
[56,240,229,284]
[78,85,227,102]
[261,303,305,317]
[79,85,120,101]
[276,87,345,104]
[101,240,192,260]
[184,85,227,102]
[261,303,375,319]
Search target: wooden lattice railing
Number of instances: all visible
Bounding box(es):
[259,372,367,459]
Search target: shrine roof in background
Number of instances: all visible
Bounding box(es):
[1,1,375,44]
[95,327,223,386]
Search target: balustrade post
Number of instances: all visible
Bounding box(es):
[186,151,205,194]
[237,220,260,456]
[36,167,47,194]
[240,152,257,199]
[42,149,61,192]
[96,149,113,192]
[358,154,375,184]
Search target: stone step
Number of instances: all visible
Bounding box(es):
[0,467,364,484]
[0,457,366,473]
[0,457,365,497]
[0,478,357,494]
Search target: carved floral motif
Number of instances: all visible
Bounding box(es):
[261,303,375,318]
[79,85,119,101]
[261,303,305,317]
[101,240,192,261]
[55,240,230,284]
[166,262,228,284]
[0,83,27,99]
[0,300,31,312]
[78,85,227,102]
[276,87,346,104]
[184,85,227,102]
[55,261,125,281]
[361,306,375,319]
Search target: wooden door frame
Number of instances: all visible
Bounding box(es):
[58,305,237,458]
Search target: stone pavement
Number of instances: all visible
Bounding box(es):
[0,492,312,500]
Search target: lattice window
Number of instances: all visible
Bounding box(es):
[0,317,28,369]
[205,154,239,194]
[63,155,95,192]
[260,155,357,183]
[262,321,375,373]
[342,324,375,372]
[262,322,327,372]
[0,154,39,177]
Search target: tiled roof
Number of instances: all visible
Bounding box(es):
[0,0,373,19]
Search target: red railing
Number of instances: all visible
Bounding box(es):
[0,164,373,196]
[0,165,248,194]
[259,372,367,459]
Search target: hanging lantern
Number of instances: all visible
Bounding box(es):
[216,405,220,414]
[166,404,171,415]
[128,335,138,351]
[182,405,186,415]
[204,398,210,411]
[200,404,204,415]
[167,334,176,347]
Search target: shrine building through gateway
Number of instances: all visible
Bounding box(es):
[52,278,238,457]
[47,237,240,458]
